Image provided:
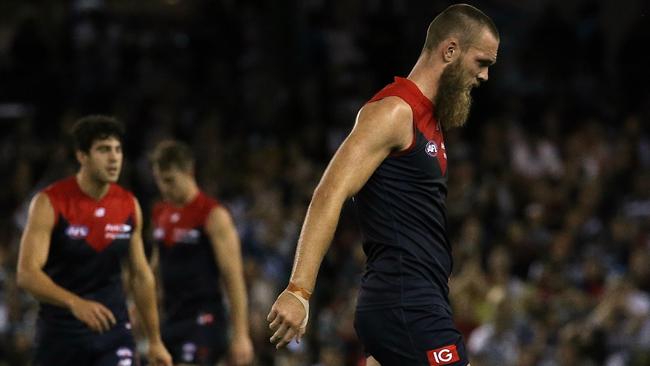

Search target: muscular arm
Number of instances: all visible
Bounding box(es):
[268,97,414,347]
[207,206,254,364]
[126,199,163,343]
[126,199,172,365]
[17,192,117,332]
[207,206,249,338]
[17,193,78,307]
[290,97,413,291]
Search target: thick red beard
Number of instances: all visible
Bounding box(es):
[434,60,473,130]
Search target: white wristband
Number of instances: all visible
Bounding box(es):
[286,290,309,329]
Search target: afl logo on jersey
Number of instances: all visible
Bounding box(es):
[425,140,438,157]
[66,225,89,239]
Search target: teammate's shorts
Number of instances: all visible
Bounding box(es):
[354,305,469,366]
[33,321,136,366]
[162,311,228,365]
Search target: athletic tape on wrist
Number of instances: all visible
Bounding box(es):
[286,290,309,329]
[287,282,312,300]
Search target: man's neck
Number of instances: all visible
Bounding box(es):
[407,53,443,103]
[76,171,110,201]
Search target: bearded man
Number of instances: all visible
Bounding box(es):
[267,4,499,365]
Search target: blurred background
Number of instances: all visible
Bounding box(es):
[1,0,649,365]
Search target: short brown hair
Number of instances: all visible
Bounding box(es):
[423,4,499,52]
[71,115,124,153]
[150,140,194,172]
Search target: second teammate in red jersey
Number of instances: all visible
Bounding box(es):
[150,140,254,366]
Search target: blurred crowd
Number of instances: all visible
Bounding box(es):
[1,0,649,365]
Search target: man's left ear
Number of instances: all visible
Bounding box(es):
[75,150,87,165]
[443,39,460,63]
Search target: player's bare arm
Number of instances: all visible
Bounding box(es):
[126,198,172,366]
[17,192,116,333]
[267,96,414,348]
[206,206,254,365]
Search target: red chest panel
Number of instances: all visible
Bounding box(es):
[369,77,447,176]
[45,177,136,252]
[152,192,218,248]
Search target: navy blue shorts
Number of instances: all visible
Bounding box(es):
[33,321,136,366]
[162,311,228,366]
[354,305,469,366]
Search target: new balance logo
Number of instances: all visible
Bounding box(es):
[427,344,460,365]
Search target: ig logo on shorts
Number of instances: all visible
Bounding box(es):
[427,344,460,365]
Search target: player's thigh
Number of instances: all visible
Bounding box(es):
[33,325,93,366]
[355,308,422,365]
[355,306,469,366]
[401,305,470,366]
[33,339,93,366]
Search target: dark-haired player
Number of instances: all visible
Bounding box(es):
[150,140,253,366]
[267,4,499,365]
[17,115,172,366]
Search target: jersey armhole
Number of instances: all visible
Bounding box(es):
[129,194,139,228]
[389,120,417,157]
[365,94,417,158]
[204,200,222,228]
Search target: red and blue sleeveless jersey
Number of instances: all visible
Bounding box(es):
[41,176,136,331]
[355,77,452,311]
[152,192,225,322]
